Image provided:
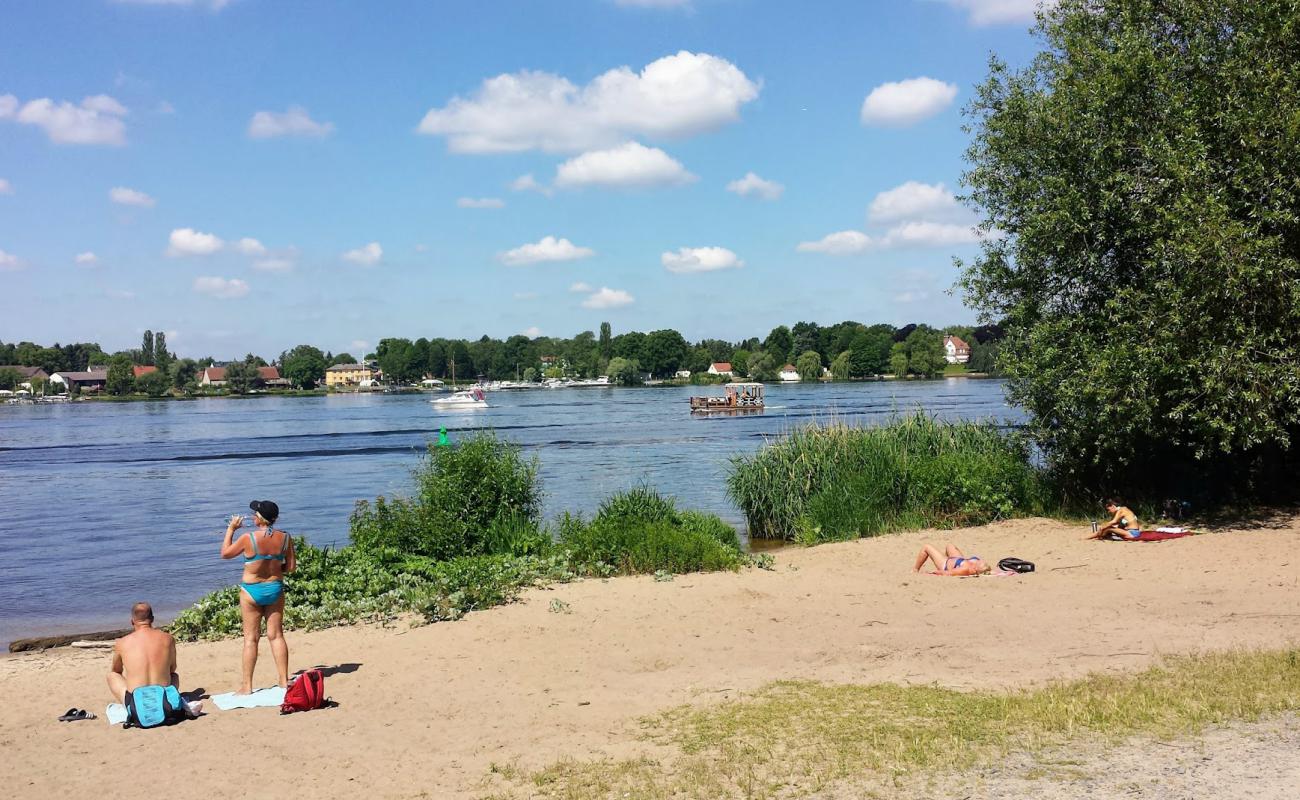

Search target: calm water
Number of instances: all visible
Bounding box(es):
[0,379,1019,646]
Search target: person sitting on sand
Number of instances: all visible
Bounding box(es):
[221,500,295,694]
[1084,499,1142,540]
[913,544,991,576]
[107,602,200,715]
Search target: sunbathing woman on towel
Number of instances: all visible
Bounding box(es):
[1084,499,1142,540]
[913,543,991,576]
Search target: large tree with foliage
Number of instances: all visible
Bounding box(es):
[960,0,1300,498]
[795,350,823,382]
[106,355,135,395]
[224,360,256,394]
[281,344,328,388]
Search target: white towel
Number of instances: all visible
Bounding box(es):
[106,703,128,725]
[210,686,286,710]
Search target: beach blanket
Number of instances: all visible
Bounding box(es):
[1128,528,1194,542]
[211,686,286,710]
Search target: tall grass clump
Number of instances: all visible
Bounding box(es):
[559,486,744,575]
[728,412,1045,542]
[350,431,543,561]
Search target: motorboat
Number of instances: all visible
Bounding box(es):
[431,386,488,408]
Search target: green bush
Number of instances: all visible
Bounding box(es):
[559,488,743,575]
[349,431,541,561]
[728,412,1046,542]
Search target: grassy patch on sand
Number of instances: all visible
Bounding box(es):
[499,649,1300,799]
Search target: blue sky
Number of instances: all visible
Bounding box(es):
[0,0,1044,359]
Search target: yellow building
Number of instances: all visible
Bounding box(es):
[324,362,378,388]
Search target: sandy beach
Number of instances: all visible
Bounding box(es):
[3,515,1298,799]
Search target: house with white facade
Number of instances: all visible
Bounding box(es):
[778,364,800,382]
[943,335,971,364]
[707,362,734,377]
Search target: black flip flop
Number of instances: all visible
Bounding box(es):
[57,707,81,722]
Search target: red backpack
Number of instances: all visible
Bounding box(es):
[280,669,326,714]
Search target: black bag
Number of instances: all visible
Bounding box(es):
[997,557,1035,573]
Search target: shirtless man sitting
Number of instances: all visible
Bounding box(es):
[107,602,201,714]
[913,543,991,576]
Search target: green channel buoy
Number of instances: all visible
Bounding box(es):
[437,427,449,447]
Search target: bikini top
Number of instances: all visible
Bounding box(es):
[244,529,290,563]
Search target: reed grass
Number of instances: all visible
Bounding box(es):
[727,412,1046,541]
[507,649,1300,799]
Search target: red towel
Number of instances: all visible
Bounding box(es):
[1128,530,1194,541]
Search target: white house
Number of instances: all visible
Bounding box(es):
[943,335,971,364]
[707,362,734,377]
[674,369,692,379]
[778,364,800,382]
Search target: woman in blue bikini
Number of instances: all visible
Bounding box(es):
[221,500,295,694]
[913,543,990,576]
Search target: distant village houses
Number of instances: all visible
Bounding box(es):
[707,362,734,377]
[324,362,379,388]
[48,368,107,393]
[200,365,289,388]
[778,364,800,382]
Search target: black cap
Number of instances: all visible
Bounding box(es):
[249,500,279,523]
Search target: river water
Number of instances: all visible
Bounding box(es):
[0,379,1020,646]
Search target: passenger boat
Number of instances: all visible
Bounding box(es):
[689,382,764,414]
[431,386,488,408]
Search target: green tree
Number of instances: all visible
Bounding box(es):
[606,356,642,386]
[106,355,135,395]
[153,331,171,370]
[904,329,946,378]
[33,347,65,374]
[0,367,21,390]
[330,352,356,366]
[136,369,171,397]
[795,350,822,382]
[968,339,1001,375]
[141,330,154,366]
[961,0,1300,497]
[170,359,197,390]
[762,325,793,366]
[281,345,328,389]
[830,351,853,381]
[746,351,776,381]
[640,329,688,378]
[599,321,612,359]
[888,343,909,378]
[731,349,750,378]
[225,360,256,394]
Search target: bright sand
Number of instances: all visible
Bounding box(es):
[2,516,1298,798]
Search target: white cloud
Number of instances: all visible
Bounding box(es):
[342,242,383,266]
[349,340,370,354]
[509,173,553,196]
[796,231,873,255]
[418,51,759,153]
[581,287,635,309]
[881,221,982,247]
[569,281,593,293]
[253,257,294,272]
[75,251,98,265]
[893,290,932,303]
[166,227,223,256]
[109,186,156,207]
[247,106,334,139]
[935,0,1049,26]
[457,197,505,208]
[233,237,266,255]
[106,288,136,300]
[0,178,12,194]
[860,77,958,127]
[513,291,539,300]
[500,236,595,266]
[0,249,20,271]
[554,142,696,189]
[726,171,784,200]
[193,276,249,299]
[2,94,129,145]
[661,246,744,274]
[522,326,543,337]
[868,181,963,223]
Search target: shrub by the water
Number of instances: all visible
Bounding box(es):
[558,487,744,576]
[349,432,541,561]
[727,412,1044,542]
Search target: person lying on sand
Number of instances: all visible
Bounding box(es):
[1084,499,1142,540]
[913,544,991,576]
[107,602,202,714]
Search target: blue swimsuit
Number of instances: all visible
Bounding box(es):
[240,530,289,607]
